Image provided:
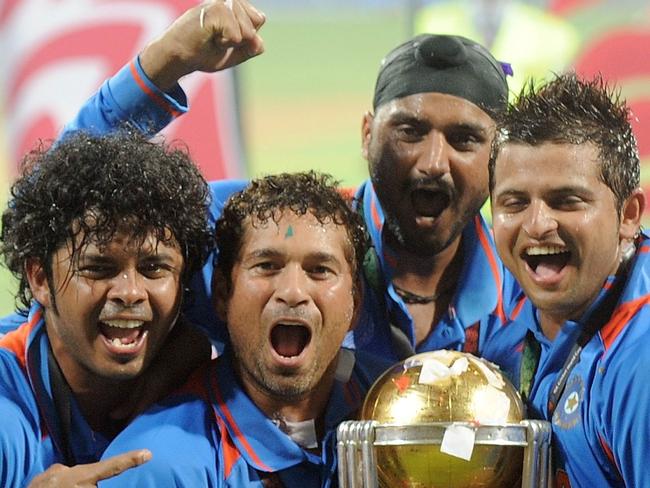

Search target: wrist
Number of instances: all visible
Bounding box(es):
[139,38,190,93]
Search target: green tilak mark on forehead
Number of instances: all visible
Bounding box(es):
[285,226,294,239]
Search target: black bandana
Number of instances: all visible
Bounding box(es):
[373,34,509,116]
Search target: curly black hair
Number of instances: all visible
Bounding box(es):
[489,73,640,211]
[1,130,213,311]
[214,171,369,292]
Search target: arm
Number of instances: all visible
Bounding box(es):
[608,337,650,486]
[63,0,265,139]
[99,395,217,488]
[0,397,39,488]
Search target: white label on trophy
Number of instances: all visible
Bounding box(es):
[418,359,452,384]
[419,357,469,384]
[449,357,469,376]
[441,424,476,461]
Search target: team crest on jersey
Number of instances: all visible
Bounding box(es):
[553,375,583,429]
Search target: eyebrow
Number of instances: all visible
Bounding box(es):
[387,111,428,125]
[305,251,342,265]
[494,185,595,199]
[244,248,342,265]
[388,111,488,133]
[77,249,179,263]
[245,248,284,260]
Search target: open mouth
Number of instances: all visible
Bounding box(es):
[410,188,450,218]
[270,324,312,358]
[99,319,147,352]
[523,245,571,279]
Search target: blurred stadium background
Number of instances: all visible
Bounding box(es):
[1,0,649,317]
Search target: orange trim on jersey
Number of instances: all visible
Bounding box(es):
[128,61,183,119]
[509,295,528,321]
[597,434,622,479]
[600,294,650,351]
[338,187,357,204]
[370,194,382,230]
[214,412,242,480]
[174,361,212,400]
[209,373,272,472]
[474,216,505,322]
[639,245,650,254]
[0,309,41,369]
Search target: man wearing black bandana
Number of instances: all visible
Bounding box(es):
[6,2,524,371]
[356,34,521,365]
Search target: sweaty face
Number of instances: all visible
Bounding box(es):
[492,142,627,323]
[37,230,184,386]
[364,92,494,256]
[223,212,356,402]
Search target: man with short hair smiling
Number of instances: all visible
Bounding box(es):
[490,73,649,486]
[0,130,213,487]
[97,172,390,487]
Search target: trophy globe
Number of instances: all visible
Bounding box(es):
[337,350,552,487]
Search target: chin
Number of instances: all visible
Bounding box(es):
[102,361,147,381]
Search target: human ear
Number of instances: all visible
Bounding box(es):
[361,111,374,161]
[348,277,365,332]
[25,258,52,307]
[211,268,230,322]
[619,188,645,240]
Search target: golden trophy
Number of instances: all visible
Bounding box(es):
[337,350,552,487]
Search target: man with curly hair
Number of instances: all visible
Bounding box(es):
[95,171,390,487]
[490,73,648,486]
[0,130,214,487]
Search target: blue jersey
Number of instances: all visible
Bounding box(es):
[99,349,390,487]
[0,57,525,366]
[509,238,650,486]
[0,303,110,487]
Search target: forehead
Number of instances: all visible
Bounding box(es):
[239,212,351,258]
[66,226,180,258]
[375,91,494,126]
[493,142,603,190]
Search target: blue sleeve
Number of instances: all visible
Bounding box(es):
[99,395,218,488]
[606,325,650,486]
[0,384,43,488]
[61,57,188,139]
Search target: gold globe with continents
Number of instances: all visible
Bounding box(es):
[337,350,552,487]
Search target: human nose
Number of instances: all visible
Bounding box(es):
[107,269,147,306]
[415,131,450,177]
[522,200,558,238]
[274,264,310,307]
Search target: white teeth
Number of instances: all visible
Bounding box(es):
[526,245,569,256]
[101,319,144,329]
[108,337,139,348]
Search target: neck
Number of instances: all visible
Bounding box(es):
[391,236,462,291]
[235,356,339,439]
[538,312,565,341]
[72,378,136,436]
[390,236,463,345]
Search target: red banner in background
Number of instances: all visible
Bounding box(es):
[0,0,245,182]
